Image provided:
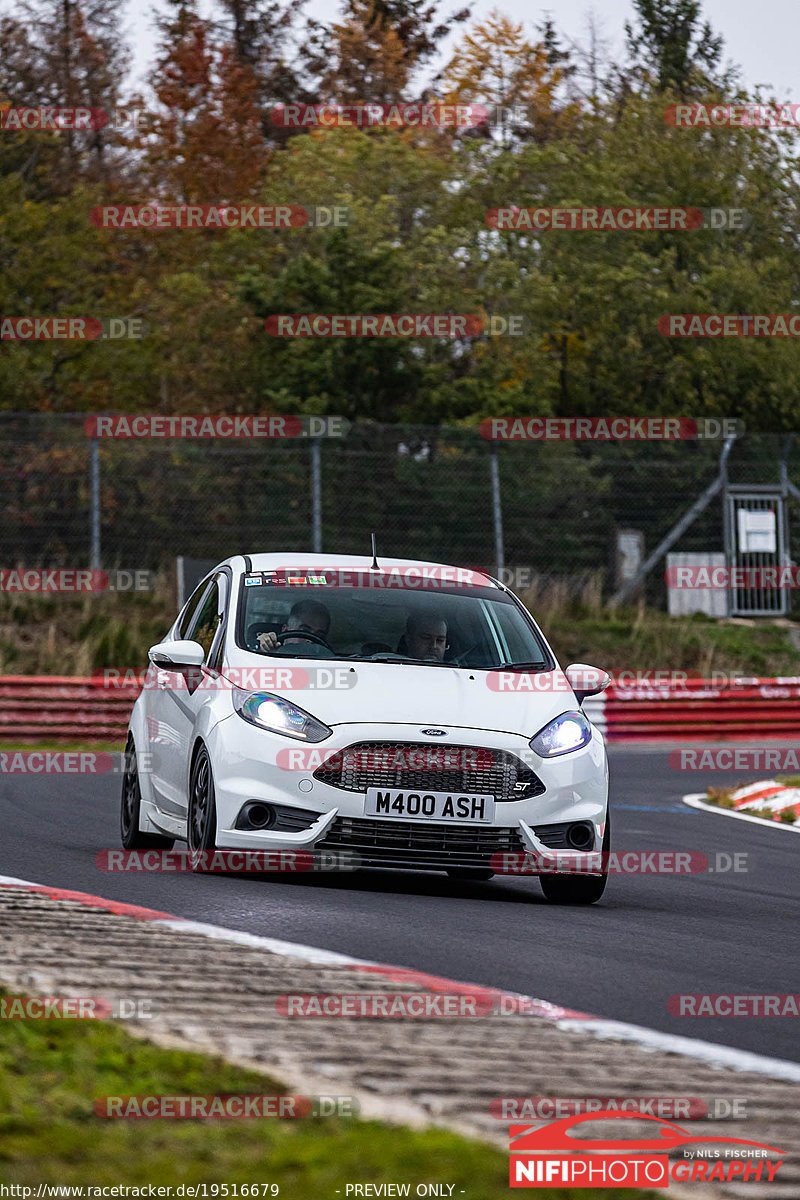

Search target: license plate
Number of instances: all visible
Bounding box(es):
[364,788,495,822]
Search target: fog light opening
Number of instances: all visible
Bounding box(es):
[566,822,594,850]
[245,802,275,829]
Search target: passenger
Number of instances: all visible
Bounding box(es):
[399,613,448,662]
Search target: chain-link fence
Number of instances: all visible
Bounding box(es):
[2,414,800,610]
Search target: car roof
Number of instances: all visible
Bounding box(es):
[223,552,502,586]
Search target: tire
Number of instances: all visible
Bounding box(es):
[187,744,218,866]
[539,811,610,905]
[120,736,174,850]
[446,868,494,881]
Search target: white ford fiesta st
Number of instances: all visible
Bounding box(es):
[121,553,611,903]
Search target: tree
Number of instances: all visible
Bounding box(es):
[304,0,470,103]
[0,0,129,191]
[456,89,800,430]
[624,0,733,96]
[441,9,574,146]
[312,0,411,105]
[207,0,311,139]
[137,9,268,201]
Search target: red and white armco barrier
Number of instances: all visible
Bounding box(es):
[1,675,799,743]
[726,781,800,819]
[0,676,138,741]
[583,677,800,742]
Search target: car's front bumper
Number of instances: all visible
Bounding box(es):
[204,714,609,872]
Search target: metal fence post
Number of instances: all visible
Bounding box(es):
[311,437,322,553]
[609,434,736,608]
[90,437,101,569]
[489,442,505,578]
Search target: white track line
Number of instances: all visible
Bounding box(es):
[154,917,382,966]
[4,870,800,1083]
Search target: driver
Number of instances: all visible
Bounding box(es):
[257,599,331,651]
[401,613,448,662]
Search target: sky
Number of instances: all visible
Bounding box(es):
[117,0,800,99]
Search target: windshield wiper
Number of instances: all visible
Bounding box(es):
[255,650,356,663]
[495,661,549,671]
[357,654,450,666]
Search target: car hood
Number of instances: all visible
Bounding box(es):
[223,656,579,738]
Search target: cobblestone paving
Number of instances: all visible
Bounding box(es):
[2,885,798,1199]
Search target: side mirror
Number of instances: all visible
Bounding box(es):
[148,639,205,670]
[565,663,611,703]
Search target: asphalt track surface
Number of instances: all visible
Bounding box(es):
[1,745,797,1063]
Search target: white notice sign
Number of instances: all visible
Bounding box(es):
[737,509,777,554]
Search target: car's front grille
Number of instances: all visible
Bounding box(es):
[316,815,527,870]
[313,741,544,802]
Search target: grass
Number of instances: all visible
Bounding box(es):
[0,992,658,1198]
[524,586,800,678]
[706,787,736,809]
[0,573,174,677]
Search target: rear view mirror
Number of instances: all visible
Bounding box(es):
[148,639,205,669]
[565,663,611,703]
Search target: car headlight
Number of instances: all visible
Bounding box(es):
[530,711,592,757]
[233,689,331,742]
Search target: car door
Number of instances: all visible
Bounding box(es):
[158,572,229,817]
[144,576,214,817]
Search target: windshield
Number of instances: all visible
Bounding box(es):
[237,576,551,670]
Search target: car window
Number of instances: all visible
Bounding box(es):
[205,574,228,671]
[239,577,550,668]
[177,580,211,639]
[189,580,222,660]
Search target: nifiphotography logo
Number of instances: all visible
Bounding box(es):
[508,1111,785,1188]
